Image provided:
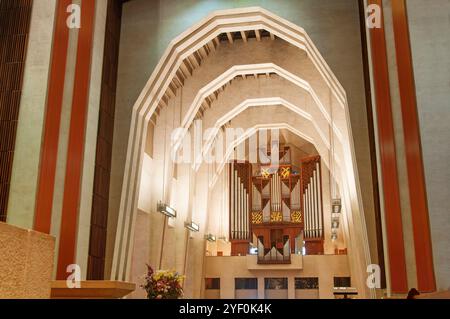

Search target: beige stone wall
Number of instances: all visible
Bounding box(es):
[7,0,57,229]
[204,255,350,299]
[0,223,55,299]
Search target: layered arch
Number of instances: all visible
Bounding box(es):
[112,7,371,298]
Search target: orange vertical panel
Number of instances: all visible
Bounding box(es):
[34,0,72,234]
[368,0,408,293]
[56,0,96,279]
[391,0,436,292]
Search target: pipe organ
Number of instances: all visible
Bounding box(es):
[228,147,324,260]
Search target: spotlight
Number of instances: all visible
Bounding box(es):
[331,216,340,229]
[184,221,200,232]
[332,198,342,214]
[331,228,338,241]
[157,202,176,218]
[205,234,216,242]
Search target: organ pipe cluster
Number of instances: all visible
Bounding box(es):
[303,160,323,238]
[230,162,250,240]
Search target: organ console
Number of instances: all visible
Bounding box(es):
[229,147,324,261]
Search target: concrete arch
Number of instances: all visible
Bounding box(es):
[193,105,343,188]
[112,8,370,297]
[199,97,340,167]
[171,63,345,151]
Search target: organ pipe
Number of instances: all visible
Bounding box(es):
[291,180,300,210]
[241,180,244,239]
[317,163,323,237]
[252,185,261,211]
[308,180,313,236]
[235,170,239,239]
[313,172,317,238]
[282,201,290,221]
[271,173,281,212]
[230,164,236,239]
[303,193,307,237]
[246,193,249,238]
[263,201,270,222]
[305,188,309,237]
[238,176,242,239]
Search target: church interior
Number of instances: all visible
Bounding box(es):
[0,0,449,300]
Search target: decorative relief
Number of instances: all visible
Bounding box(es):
[291,211,302,223]
[261,168,270,179]
[252,211,263,224]
[280,166,291,179]
[270,211,283,222]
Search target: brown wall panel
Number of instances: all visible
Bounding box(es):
[368,0,408,293]
[87,0,123,280]
[358,0,386,289]
[0,0,33,222]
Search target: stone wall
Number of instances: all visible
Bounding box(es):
[0,222,55,298]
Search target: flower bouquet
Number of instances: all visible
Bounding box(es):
[142,265,185,299]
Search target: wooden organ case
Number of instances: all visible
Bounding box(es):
[229,148,324,262]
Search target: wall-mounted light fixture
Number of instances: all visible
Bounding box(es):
[205,234,216,242]
[331,216,340,229]
[332,198,342,214]
[157,202,176,218]
[331,228,338,241]
[184,221,200,232]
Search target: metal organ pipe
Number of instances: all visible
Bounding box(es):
[235,174,239,239]
[230,165,234,239]
[312,175,317,238]
[312,172,317,238]
[306,180,310,237]
[303,192,307,237]
[252,184,261,211]
[238,176,242,239]
[237,177,240,239]
[291,180,300,210]
[246,192,249,239]
[270,174,274,211]
[305,188,309,238]
[241,180,244,239]
[275,173,281,211]
[317,162,323,237]
[308,177,316,237]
